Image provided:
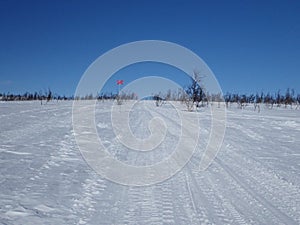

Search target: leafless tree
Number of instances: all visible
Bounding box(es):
[184,71,205,111]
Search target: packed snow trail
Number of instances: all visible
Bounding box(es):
[0,101,299,224]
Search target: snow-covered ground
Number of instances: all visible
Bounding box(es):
[0,100,299,224]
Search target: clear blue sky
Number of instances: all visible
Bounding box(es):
[0,0,299,96]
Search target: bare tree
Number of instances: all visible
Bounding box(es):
[296,94,300,109]
[184,71,205,111]
[47,88,52,102]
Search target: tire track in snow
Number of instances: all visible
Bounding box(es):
[216,158,298,224]
[122,186,162,225]
[209,161,278,224]
[122,186,141,224]
[72,175,108,225]
[148,103,227,224]
[159,181,176,224]
[8,125,83,223]
[185,165,221,224]
[204,169,248,225]
[184,171,206,224]
[192,169,239,225]
[224,116,300,223]
[222,150,300,223]
[166,171,196,225]
[189,155,279,224]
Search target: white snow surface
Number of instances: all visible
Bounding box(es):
[0,100,299,224]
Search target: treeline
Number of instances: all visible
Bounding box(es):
[150,88,300,113]
[175,72,300,111]
[1,89,299,107]
[0,90,71,102]
[224,88,300,109]
[1,86,299,110]
[0,90,137,102]
[79,92,138,101]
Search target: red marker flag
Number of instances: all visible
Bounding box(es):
[117,80,124,85]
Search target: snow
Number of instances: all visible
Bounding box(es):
[0,100,299,224]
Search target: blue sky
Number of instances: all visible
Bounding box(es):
[0,0,299,97]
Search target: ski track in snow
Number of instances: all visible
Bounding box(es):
[0,101,299,224]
